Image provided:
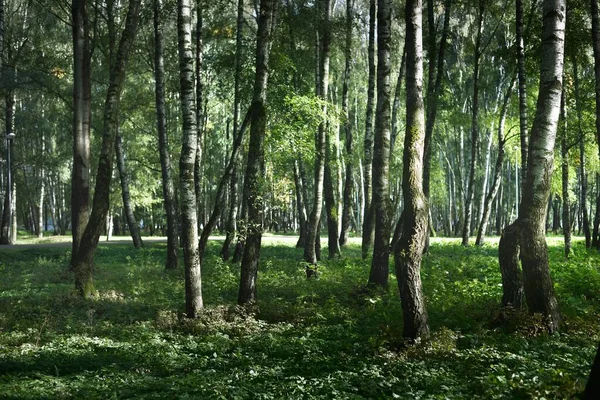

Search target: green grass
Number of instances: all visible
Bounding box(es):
[0,237,598,399]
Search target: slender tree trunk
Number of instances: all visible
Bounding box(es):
[177,0,203,315]
[390,46,406,154]
[498,0,564,333]
[462,0,484,246]
[573,55,591,248]
[221,0,245,260]
[394,0,430,342]
[368,0,392,287]
[70,0,91,264]
[339,0,354,247]
[476,76,515,246]
[361,0,376,259]
[560,89,572,257]
[154,0,179,270]
[293,159,307,247]
[37,134,45,239]
[73,0,143,298]
[517,0,529,200]
[238,0,274,304]
[324,132,341,257]
[115,132,143,248]
[304,0,331,266]
[195,0,204,234]
[423,0,451,250]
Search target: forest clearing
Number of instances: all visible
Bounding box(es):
[0,236,598,399]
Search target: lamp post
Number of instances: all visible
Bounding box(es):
[6,132,15,244]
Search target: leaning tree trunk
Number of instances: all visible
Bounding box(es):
[476,75,514,246]
[73,0,143,298]
[221,0,244,260]
[238,0,274,305]
[423,0,451,252]
[115,132,143,248]
[368,0,392,287]
[573,55,591,248]
[304,0,331,266]
[498,0,564,333]
[394,0,430,343]
[293,158,308,247]
[70,0,91,264]
[462,0,484,246]
[178,0,202,316]
[339,0,354,248]
[154,0,179,270]
[361,0,376,259]
[591,0,600,249]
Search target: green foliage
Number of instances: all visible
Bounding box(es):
[0,238,598,398]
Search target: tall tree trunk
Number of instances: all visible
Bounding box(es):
[361,0,376,259]
[462,0,484,246]
[178,0,202,316]
[561,89,572,257]
[476,75,515,246]
[498,0,564,333]
[1,90,14,244]
[70,0,91,264]
[238,0,274,304]
[221,0,244,261]
[368,0,392,287]
[339,0,354,247]
[115,132,143,248]
[73,0,143,298]
[154,0,179,270]
[517,0,529,201]
[573,55,591,248]
[390,46,406,154]
[195,0,204,234]
[37,133,45,239]
[394,0,430,342]
[304,0,330,266]
[591,0,600,249]
[423,0,451,251]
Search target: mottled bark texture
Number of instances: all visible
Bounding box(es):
[368,0,392,287]
[304,0,330,266]
[394,0,429,342]
[238,0,274,305]
[178,0,202,316]
[195,0,204,234]
[498,0,564,333]
[70,0,91,264]
[73,0,142,298]
[154,0,179,270]
[517,0,529,200]
[462,0,484,246]
[361,0,376,259]
[339,0,354,248]
[324,128,341,257]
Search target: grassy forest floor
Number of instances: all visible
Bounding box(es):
[0,235,598,399]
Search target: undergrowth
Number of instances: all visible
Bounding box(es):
[0,237,598,399]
